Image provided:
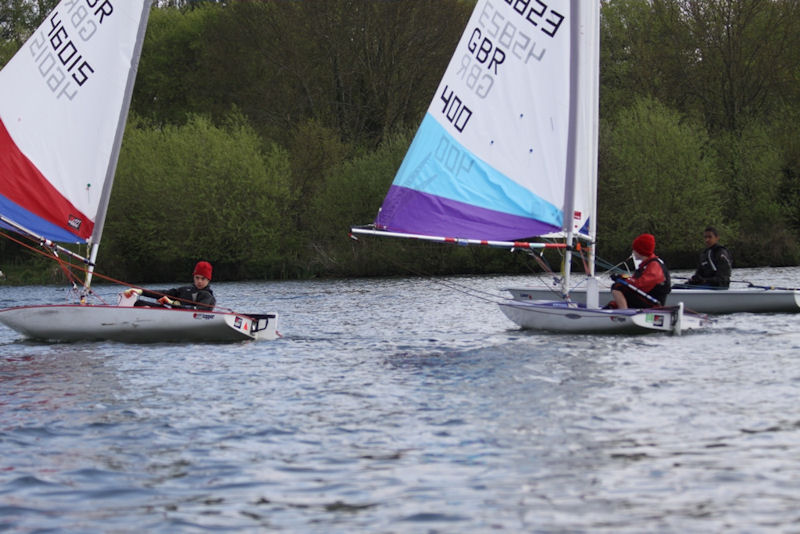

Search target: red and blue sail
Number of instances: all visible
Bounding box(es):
[0,1,150,245]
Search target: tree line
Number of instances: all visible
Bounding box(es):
[2,0,800,283]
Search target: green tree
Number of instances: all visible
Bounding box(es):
[714,119,799,265]
[132,5,221,125]
[0,0,58,66]
[103,113,294,282]
[598,97,724,265]
[181,0,469,146]
[601,0,800,133]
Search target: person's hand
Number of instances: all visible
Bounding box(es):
[123,288,142,298]
[158,296,177,306]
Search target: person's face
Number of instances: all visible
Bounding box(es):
[194,274,209,289]
[703,231,719,248]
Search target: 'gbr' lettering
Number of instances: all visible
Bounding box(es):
[439,85,472,132]
[467,28,505,75]
[63,0,114,28]
[62,0,115,41]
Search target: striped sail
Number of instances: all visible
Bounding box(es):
[374,0,598,242]
[0,0,151,245]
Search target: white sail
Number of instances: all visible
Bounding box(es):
[0,0,151,246]
[370,1,577,241]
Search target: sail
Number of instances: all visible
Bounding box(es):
[0,0,151,245]
[573,0,600,241]
[373,0,597,242]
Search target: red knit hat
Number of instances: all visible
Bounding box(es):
[193,261,213,280]
[632,234,655,256]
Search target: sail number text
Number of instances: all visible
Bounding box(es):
[28,0,116,100]
[454,0,564,102]
[439,85,472,132]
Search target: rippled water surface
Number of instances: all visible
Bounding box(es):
[2,268,800,532]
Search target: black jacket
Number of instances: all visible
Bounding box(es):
[688,244,732,288]
[141,285,216,309]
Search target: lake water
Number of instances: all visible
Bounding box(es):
[1,267,800,532]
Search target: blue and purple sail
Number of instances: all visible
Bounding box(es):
[363,0,598,245]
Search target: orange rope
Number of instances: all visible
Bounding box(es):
[0,229,230,312]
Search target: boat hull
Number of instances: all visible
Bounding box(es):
[498,300,708,335]
[505,287,800,314]
[0,305,279,343]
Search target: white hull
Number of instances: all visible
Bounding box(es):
[499,300,708,335]
[505,286,800,314]
[0,305,279,343]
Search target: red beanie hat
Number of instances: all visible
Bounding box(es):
[632,234,655,256]
[193,261,213,280]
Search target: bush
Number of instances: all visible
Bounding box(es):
[103,113,293,282]
[598,97,725,266]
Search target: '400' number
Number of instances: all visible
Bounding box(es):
[439,85,472,132]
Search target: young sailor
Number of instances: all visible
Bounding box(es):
[686,226,732,288]
[607,233,671,309]
[123,261,216,310]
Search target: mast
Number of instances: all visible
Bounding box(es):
[561,0,582,299]
[84,1,153,290]
[588,0,600,279]
[585,0,601,307]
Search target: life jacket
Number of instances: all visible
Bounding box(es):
[634,257,672,305]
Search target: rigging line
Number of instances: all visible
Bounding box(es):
[351,241,509,304]
[670,275,799,291]
[81,272,228,312]
[119,284,219,311]
[0,229,87,287]
[0,229,233,312]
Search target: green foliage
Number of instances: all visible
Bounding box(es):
[287,119,352,234]
[305,130,411,276]
[772,106,800,237]
[103,113,293,282]
[0,0,59,67]
[598,97,725,265]
[144,0,470,147]
[132,5,220,125]
[5,0,800,283]
[714,120,800,266]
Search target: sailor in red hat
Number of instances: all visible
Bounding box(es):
[122,260,216,310]
[607,234,671,309]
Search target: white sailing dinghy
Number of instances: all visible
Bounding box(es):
[0,0,278,342]
[504,283,800,315]
[351,0,709,334]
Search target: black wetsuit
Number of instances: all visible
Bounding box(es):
[136,285,215,309]
[687,244,732,288]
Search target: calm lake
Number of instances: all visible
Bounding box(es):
[1,267,800,532]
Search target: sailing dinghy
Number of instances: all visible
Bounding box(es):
[351,0,709,334]
[504,283,800,315]
[0,0,278,343]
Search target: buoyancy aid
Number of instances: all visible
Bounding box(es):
[634,257,672,304]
